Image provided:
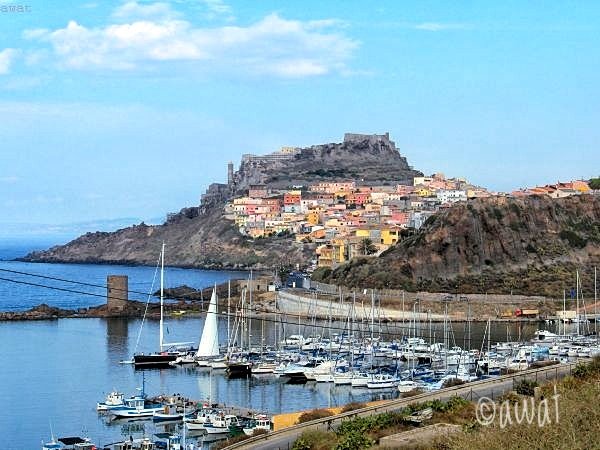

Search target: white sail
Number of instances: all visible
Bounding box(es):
[196,288,220,357]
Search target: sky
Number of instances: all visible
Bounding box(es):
[0,0,599,235]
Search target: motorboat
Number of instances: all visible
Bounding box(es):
[366,373,399,389]
[397,380,423,393]
[203,414,241,434]
[110,397,164,419]
[97,391,125,411]
[242,414,272,436]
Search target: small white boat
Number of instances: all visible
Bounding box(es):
[170,353,197,366]
[204,414,241,434]
[97,391,125,411]
[351,372,371,387]
[366,374,399,389]
[332,372,353,385]
[209,358,228,369]
[397,380,422,393]
[183,409,218,430]
[243,414,272,435]
[314,373,334,383]
[111,397,164,419]
[251,362,277,374]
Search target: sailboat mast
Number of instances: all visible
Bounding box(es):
[227,279,231,347]
[595,266,598,341]
[562,290,566,336]
[159,242,165,352]
[248,270,253,352]
[576,270,580,336]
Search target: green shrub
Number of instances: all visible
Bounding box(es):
[333,430,373,450]
[514,379,538,396]
[559,229,587,248]
[292,430,336,450]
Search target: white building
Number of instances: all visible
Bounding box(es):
[437,189,467,204]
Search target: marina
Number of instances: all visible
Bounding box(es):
[1,259,599,449]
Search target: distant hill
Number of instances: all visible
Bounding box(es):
[23,133,421,269]
[313,194,600,297]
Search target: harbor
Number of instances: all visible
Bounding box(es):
[1,255,599,450]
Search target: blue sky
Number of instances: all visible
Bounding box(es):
[0,0,599,234]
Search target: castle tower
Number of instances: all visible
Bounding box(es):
[227,161,234,186]
[107,275,128,310]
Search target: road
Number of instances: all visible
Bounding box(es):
[223,362,576,450]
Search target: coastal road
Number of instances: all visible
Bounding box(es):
[223,362,577,450]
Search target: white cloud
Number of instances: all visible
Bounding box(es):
[199,0,234,21]
[414,22,466,32]
[26,11,358,77]
[112,1,179,21]
[0,48,19,75]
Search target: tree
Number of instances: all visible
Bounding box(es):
[359,238,378,255]
[589,177,600,190]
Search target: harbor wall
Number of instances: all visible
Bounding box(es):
[276,290,438,320]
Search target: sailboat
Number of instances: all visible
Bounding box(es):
[196,288,221,365]
[133,243,191,368]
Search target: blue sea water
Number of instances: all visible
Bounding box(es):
[0,241,247,312]
[0,241,551,449]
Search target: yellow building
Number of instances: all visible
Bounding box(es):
[380,227,400,245]
[306,211,320,225]
[316,245,334,267]
[416,187,433,197]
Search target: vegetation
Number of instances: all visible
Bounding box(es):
[340,402,367,413]
[443,357,600,450]
[358,238,378,255]
[514,378,538,396]
[589,177,600,190]
[290,397,471,450]
[292,430,337,450]
[297,408,334,424]
[559,229,587,248]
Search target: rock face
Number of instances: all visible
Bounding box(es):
[231,133,422,193]
[23,206,314,269]
[315,195,600,296]
[23,132,422,270]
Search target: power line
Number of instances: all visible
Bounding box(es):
[0,273,428,337]
[0,269,492,338]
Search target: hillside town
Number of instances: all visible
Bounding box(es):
[220,143,594,269]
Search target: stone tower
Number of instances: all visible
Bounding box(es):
[107,275,128,310]
[227,161,234,187]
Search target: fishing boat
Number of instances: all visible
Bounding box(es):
[242,414,272,435]
[97,391,125,411]
[183,408,220,430]
[110,396,165,419]
[203,414,241,434]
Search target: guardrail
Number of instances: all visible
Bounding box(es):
[222,362,577,450]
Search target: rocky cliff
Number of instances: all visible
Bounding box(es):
[314,194,600,297]
[231,133,422,193]
[22,205,313,269]
[23,133,421,269]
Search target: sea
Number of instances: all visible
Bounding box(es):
[0,241,559,449]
